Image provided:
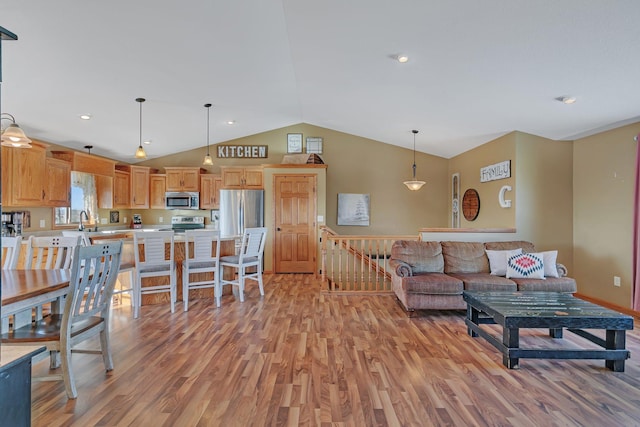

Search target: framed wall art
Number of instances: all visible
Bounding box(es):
[306,137,323,154]
[337,193,370,226]
[287,133,303,153]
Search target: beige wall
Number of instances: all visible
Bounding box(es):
[514,132,574,272]
[449,133,517,228]
[141,123,450,235]
[573,122,639,307]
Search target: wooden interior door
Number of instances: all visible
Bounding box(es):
[274,174,316,273]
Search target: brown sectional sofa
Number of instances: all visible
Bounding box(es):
[389,240,577,314]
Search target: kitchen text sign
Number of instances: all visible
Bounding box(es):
[217,145,268,158]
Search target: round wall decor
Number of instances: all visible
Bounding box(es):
[462,188,480,221]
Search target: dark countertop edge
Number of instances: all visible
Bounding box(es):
[0,345,46,371]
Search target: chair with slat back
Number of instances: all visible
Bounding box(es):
[1,235,22,268]
[183,229,221,311]
[26,235,81,270]
[1,241,123,399]
[133,231,176,318]
[219,227,267,306]
[61,230,92,247]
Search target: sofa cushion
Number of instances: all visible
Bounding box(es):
[506,253,545,279]
[391,240,444,274]
[540,250,559,278]
[441,241,488,274]
[513,276,577,292]
[486,248,522,276]
[484,240,536,253]
[448,273,518,291]
[402,273,463,295]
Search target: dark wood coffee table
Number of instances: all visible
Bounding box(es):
[463,291,634,371]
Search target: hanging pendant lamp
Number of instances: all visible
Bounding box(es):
[134,97,147,159]
[1,113,32,148]
[203,103,213,166]
[403,129,426,191]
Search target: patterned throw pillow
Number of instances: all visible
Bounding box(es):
[486,248,522,276]
[506,253,545,279]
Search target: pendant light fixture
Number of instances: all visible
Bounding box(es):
[403,129,426,191]
[202,103,213,166]
[134,97,147,159]
[1,113,32,148]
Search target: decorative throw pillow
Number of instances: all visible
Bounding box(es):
[486,249,523,276]
[541,250,559,278]
[506,252,545,279]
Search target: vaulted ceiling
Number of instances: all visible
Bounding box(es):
[1,1,639,163]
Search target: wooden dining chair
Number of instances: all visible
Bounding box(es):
[1,235,22,268]
[133,231,176,318]
[26,235,82,269]
[182,229,221,311]
[219,227,267,306]
[1,240,123,399]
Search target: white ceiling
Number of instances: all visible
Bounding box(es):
[1,0,639,163]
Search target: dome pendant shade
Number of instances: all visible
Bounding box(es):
[134,98,147,159]
[1,113,32,148]
[404,129,425,191]
[203,103,213,166]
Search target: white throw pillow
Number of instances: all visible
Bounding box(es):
[486,248,523,276]
[541,250,559,278]
[506,252,545,279]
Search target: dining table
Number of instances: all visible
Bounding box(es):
[1,268,71,334]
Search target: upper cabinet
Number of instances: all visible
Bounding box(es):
[165,167,203,192]
[2,140,71,207]
[200,174,222,209]
[44,158,71,206]
[220,166,263,189]
[149,174,167,209]
[113,170,130,209]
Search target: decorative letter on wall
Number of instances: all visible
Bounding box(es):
[498,185,512,208]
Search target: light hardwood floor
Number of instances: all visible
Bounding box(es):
[31,274,640,426]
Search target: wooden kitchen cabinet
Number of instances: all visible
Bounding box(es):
[150,174,167,209]
[2,140,71,207]
[165,167,202,192]
[44,158,71,206]
[200,174,222,209]
[113,170,130,208]
[220,166,263,189]
[96,175,114,209]
[116,165,150,209]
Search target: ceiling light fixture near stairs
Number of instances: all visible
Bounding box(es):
[403,129,426,191]
[134,97,147,159]
[203,103,213,166]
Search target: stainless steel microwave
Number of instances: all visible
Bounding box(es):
[165,192,200,210]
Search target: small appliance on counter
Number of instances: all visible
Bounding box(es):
[1,211,25,236]
[171,216,205,233]
[131,214,143,229]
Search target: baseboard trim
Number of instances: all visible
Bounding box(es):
[574,292,640,318]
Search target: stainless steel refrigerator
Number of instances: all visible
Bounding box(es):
[219,189,264,237]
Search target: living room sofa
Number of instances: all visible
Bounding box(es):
[389,240,577,314]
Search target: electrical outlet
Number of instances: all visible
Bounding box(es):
[123,216,127,224]
[101,218,107,224]
[39,219,46,228]
[159,217,163,223]
[614,276,621,287]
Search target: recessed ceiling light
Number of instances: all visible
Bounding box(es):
[556,96,576,104]
[397,55,409,63]
[79,114,92,120]
[227,120,235,125]
[143,139,152,145]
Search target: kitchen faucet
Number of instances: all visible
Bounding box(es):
[79,210,89,231]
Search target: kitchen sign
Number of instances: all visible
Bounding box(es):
[480,160,511,182]
[217,145,268,158]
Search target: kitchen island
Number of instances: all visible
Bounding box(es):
[90,232,237,306]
